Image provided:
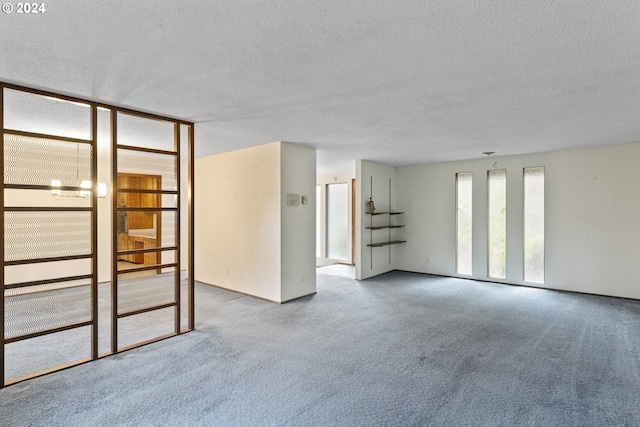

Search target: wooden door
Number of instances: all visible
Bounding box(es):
[352,179,356,265]
[132,239,144,264]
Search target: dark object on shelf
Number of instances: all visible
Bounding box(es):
[367,198,376,214]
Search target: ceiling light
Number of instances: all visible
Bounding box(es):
[51,179,62,196]
[79,180,92,198]
[98,182,107,198]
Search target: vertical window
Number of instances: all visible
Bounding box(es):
[524,167,544,283]
[327,182,349,260]
[316,185,321,257]
[456,172,473,275]
[488,170,506,279]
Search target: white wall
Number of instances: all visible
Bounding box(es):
[396,141,640,300]
[281,143,317,302]
[356,160,400,280]
[195,141,316,303]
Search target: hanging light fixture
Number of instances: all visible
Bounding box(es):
[79,180,91,198]
[51,179,106,198]
[51,179,62,196]
[50,145,106,198]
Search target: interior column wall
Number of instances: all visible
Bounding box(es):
[195,141,316,303]
[281,143,316,302]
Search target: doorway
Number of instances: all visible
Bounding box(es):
[315,172,356,278]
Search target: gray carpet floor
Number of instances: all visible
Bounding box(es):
[1,271,639,426]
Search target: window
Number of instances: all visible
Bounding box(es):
[524,167,544,283]
[327,182,349,260]
[456,172,473,275]
[488,170,506,279]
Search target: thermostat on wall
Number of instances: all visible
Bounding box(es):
[287,193,300,206]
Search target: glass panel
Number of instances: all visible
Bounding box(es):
[114,111,184,352]
[117,212,176,254]
[179,270,188,331]
[4,211,92,261]
[179,125,189,272]
[117,148,177,193]
[117,112,175,152]
[327,183,349,260]
[117,269,176,315]
[98,281,111,355]
[524,167,545,283]
[4,259,91,287]
[488,170,507,279]
[4,133,91,188]
[180,123,189,161]
[160,211,177,248]
[5,326,91,382]
[4,281,91,339]
[117,249,176,272]
[316,185,322,258]
[4,188,91,209]
[456,173,473,275]
[117,306,174,350]
[3,88,90,140]
[97,107,111,151]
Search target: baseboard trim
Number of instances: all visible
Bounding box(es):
[196,280,316,304]
[391,269,640,302]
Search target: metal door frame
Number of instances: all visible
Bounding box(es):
[110,111,194,351]
[0,82,195,387]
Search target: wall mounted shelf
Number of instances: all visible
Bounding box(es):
[367,239,407,247]
[366,211,406,248]
[365,225,405,230]
[364,175,406,271]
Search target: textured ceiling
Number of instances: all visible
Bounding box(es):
[2,1,640,173]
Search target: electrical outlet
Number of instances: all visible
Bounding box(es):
[426,257,431,264]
